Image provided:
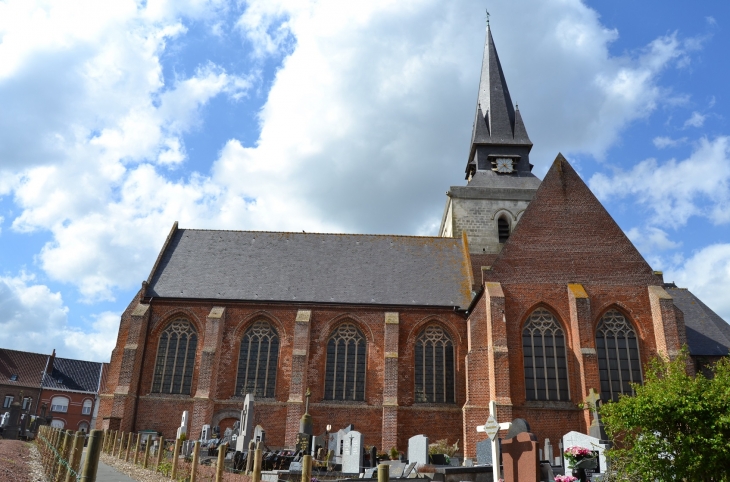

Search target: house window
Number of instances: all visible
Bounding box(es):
[498,217,510,243]
[152,319,198,395]
[51,396,69,413]
[324,323,366,401]
[50,419,65,429]
[596,309,643,402]
[236,320,279,398]
[415,325,455,403]
[22,397,32,411]
[3,396,13,408]
[523,308,569,401]
[78,421,89,433]
[82,399,93,415]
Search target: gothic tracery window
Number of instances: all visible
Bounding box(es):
[236,320,279,398]
[523,308,569,401]
[324,323,366,401]
[152,319,198,395]
[596,309,642,402]
[415,324,455,403]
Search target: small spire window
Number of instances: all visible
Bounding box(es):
[498,217,510,243]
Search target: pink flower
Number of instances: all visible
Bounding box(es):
[554,476,578,482]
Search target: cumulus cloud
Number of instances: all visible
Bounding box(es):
[0,273,115,361]
[626,226,681,253]
[590,136,730,228]
[0,0,706,306]
[665,244,730,322]
[684,111,706,128]
[653,136,687,149]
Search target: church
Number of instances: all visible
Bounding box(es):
[98,24,730,458]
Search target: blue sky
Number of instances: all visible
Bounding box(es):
[0,0,729,361]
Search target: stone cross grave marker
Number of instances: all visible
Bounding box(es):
[476,401,511,480]
[501,432,540,482]
[407,434,429,467]
[200,424,210,441]
[586,388,609,441]
[342,430,363,474]
[176,410,189,439]
[236,393,255,452]
[254,425,265,444]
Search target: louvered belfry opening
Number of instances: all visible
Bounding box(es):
[414,324,455,403]
[152,319,198,395]
[522,308,569,401]
[498,217,510,243]
[596,309,643,402]
[324,323,367,401]
[236,320,279,398]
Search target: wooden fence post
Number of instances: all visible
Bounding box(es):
[64,431,84,482]
[143,437,151,469]
[79,429,103,482]
[133,433,141,465]
[171,437,182,479]
[155,436,165,472]
[190,441,200,482]
[215,442,227,482]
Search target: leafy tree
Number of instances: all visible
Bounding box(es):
[601,349,730,481]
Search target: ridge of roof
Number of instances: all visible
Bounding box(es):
[487,153,658,285]
[177,228,458,240]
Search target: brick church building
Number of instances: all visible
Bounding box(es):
[98,25,730,457]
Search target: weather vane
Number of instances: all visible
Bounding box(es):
[486,9,490,26]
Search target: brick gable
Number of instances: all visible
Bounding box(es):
[488,154,659,286]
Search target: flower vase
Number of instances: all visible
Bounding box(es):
[571,467,587,482]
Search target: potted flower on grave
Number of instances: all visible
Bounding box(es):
[554,476,578,482]
[563,446,596,482]
[389,447,400,460]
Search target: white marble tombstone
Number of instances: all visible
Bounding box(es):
[331,427,352,464]
[562,431,608,473]
[176,410,189,439]
[544,439,553,463]
[341,430,363,474]
[200,424,211,441]
[236,394,255,452]
[407,435,429,467]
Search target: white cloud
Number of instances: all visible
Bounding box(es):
[589,136,730,228]
[627,226,681,252]
[684,111,706,128]
[665,244,730,322]
[0,0,705,303]
[653,136,687,149]
[0,273,116,361]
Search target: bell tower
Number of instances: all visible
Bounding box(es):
[439,22,540,254]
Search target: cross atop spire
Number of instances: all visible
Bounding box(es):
[465,22,533,179]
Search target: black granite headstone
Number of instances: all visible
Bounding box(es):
[504,418,531,439]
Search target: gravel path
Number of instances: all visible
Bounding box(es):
[0,439,47,482]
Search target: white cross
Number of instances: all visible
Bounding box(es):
[476,401,511,481]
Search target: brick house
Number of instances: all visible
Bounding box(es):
[97,24,730,457]
[0,349,46,417]
[39,350,106,433]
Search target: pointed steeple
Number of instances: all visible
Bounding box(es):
[466,25,532,179]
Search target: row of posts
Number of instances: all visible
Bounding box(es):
[37,426,393,482]
[37,425,103,482]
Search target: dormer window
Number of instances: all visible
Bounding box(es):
[9,374,18,381]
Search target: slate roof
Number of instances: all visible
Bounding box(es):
[146,229,473,308]
[0,348,47,389]
[41,357,103,393]
[667,287,730,356]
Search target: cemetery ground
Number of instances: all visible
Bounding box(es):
[0,439,45,482]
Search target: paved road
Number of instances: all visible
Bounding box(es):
[93,460,138,482]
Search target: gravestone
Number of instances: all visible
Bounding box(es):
[407,435,429,467]
[363,468,376,478]
[370,446,377,467]
[543,439,553,463]
[504,418,530,439]
[311,435,325,456]
[389,462,407,477]
[200,424,211,441]
[331,426,353,463]
[296,433,311,453]
[501,432,540,482]
[430,454,447,465]
[341,430,363,474]
[236,394,255,452]
[463,459,474,467]
[3,400,22,440]
[403,461,417,476]
[254,425,266,444]
[476,439,492,465]
[562,431,608,475]
[289,461,302,472]
[176,410,189,439]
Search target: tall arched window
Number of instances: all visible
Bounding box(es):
[152,319,198,395]
[82,399,93,415]
[415,325,455,403]
[324,323,366,401]
[236,320,279,398]
[596,310,642,402]
[523,308,569,401]
[498,217,510,243]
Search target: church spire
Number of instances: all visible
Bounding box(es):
[466,23,532,179]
